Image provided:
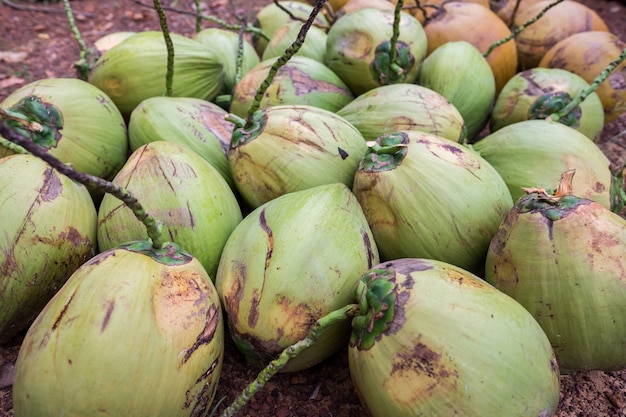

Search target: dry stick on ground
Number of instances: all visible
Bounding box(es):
[130,0,268,39]
[1,0,96,17]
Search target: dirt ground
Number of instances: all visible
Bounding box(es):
[1,0,626,416]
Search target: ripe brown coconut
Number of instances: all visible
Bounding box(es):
[539,31,626,124]
[513,0,609,70]
[422,1,518,95]
[488,0,543,26]
[394,0,490,24]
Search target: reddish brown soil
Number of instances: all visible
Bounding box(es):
[1,0,626,416]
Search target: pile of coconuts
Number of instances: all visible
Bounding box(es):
[1,0,625,416]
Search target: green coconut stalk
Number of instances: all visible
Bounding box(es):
[97,141,242,279]
[485,170,626,373]
[227,104,367,208]
[491,67,605,141]
[262,21,328,63]
[349,258,560,416]
[2,104,225,417]
[337,83,467,143]
[194,27,260,96]
[229,55,354,118]
[471,119,612,209]
[216,183,379,373]
[252,0,330,56]
[417,41,495,141]
[128,96,235,188]
[353,131,513,273]
[88,31,224,116]
[0,154,97,343]
[325,7,428,95]
[0,78,128,181]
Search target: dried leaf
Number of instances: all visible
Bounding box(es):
[0,51,28,63]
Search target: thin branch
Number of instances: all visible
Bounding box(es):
[1,0,95,17]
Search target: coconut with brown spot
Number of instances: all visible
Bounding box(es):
[229,56,354,118]
[349,258,560,416]
[216,183,379,372]
[12,240,225,417]
[485,170,626,373]
[0,154,97,343]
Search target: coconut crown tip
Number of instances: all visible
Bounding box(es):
[521,169,576,202]
[350,267,397,350]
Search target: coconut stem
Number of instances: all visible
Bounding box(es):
[483,0,564,59]
[224,113,247,129]
[61,0,93,80]
[0,108,31,155]
[0,135,27,154]
[152,0,175,97]
[234,15,249,92]
[244,0,328,128]
[193,0,202,32]
[0,113,169,250]
[548,47,626,123]
[219,302,361,417]
[388,0,404,75]
[129,0,270,41]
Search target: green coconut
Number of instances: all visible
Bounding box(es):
[227,104,367,208]
[0,154,97,342]
[97,141,242,279]
[252,1,330,56]
[352,131,513,273]
[128,96,234,188]
[325,7,428,95]
[261,21,328,63]
[88,31,224,116]
[485,171,626,373]
[193,27,260,96]
[0,78,128,181]
[490,67,605,141]
[216,183,379,372]
[418,40,495,141]
[229,55,354,118]
[349,258,560,417]
[12,241,224,417]
[337,83,467,143]
[471,119,612,209]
